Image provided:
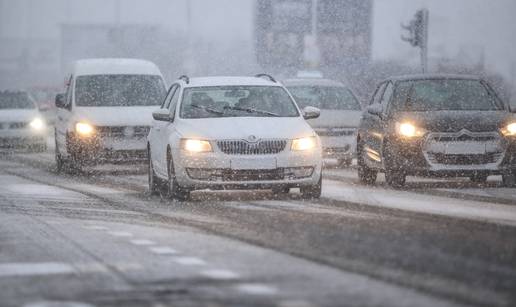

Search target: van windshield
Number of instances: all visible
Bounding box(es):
[75,75,166,107]
[287,86,361,110]
[0,92,35,109]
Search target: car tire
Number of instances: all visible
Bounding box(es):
[385,169,406,188]
[502,173,516,188]
[166,154,190,201]
[147,149,160,196]
[300,175,322,199]
[470,173,488,183]
[272,186,290,194]
[357,141,377,185]
[55,131,65,173]
[336,158,352,168]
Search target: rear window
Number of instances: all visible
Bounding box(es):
[391,79,503,112]
[75,75,166,107]
[0,92,35,109]
[287,86,361,110]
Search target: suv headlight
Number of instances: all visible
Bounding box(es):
[395,122,426,138]
[291,136,317,151]
[75,122,95,136]
[501,122,516,136]
[29,118,45,130]
[181,139,212,152]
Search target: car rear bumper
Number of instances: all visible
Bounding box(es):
[0,129,47,148]
[320,135,356,159]
[67,133,147,163]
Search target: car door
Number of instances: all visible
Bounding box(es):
[150,84,176,176]
[360,82,387,166]
[56,75,74,157]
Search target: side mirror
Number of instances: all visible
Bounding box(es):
[366,104,383,117]
[302,106,320,120]
[55,93,66,108]
[152,109,172,122]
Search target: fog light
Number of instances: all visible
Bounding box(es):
[285,167,314,179]
[186,168,218,180]
[29,118,45,130]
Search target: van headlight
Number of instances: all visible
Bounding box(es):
[501,122,516,136]
[75,122,95,136]
[291,136,317,151]
[181,139,212,152]
[29,118,45,130]
[395,122,426,138]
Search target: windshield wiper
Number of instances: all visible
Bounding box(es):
[224,106,279,117]
[190,104,224,116]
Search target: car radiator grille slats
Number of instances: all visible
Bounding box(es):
[95,126,150,137]
[217,139,287,155]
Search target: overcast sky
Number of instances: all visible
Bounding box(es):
[1,0,515,82]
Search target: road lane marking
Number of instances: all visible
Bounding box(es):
[0,262,74,277]
[277,300,316,307]
[24,301,95,307]
[149,246,177,255]
[236,283,277,295]
[172,257,206,266]
[200,269,239,280]
[130,239,156,246]
[82,225,109,230]
[107,231,133,237]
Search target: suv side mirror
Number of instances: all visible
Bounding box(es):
[152,109,172,122]
[55,93,66,108]
[366,104,383,118]
[302,106,320,120]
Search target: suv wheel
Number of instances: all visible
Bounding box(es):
[55,130,65,173]
[148,149,160,196]
[502,172,516,188]
[357,141,377,185]
[272,186,290,195]
[166,154,190,201]
[300,175,322,199]
[470,173,488,183]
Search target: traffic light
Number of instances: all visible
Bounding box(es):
[401,9,428,48]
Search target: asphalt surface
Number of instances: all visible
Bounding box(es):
[1,144,515,307]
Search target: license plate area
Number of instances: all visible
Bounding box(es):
[230,157,277,170]
[444,142,486,155]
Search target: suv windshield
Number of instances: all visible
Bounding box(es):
[393,79,503,112]
[180,86,300,118]
[75,75,166,107]
[0,92,35,109]
[287,86,361,110]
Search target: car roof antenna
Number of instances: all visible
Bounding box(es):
[178,75,189,84]
[255,73,276,83]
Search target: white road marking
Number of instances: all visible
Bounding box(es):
[200,269,240,280]
[130,239,156,246]
[277,300,316,307]
[107,231,133,237]
[172,257,206,266]
[0,262,74,277]
[149,246,178,255]
[236,283,278,295]
[24,301,95,307]
[82,225,109,230]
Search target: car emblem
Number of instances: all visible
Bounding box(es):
[123,126,135,137]
[247,135,258,142]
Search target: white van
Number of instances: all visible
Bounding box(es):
[54,58,166,171]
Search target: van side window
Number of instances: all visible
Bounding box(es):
[370,82,386,105]
[168,86,181,118]
[162,84,178,109]
[65,76,73,109]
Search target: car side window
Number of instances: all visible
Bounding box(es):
[168,86,181,118]
[370,82,386,105]
[162,84,178,109]
[380,82,394,113]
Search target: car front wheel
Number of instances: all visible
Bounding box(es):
[147,149,160,196]
[502,172,516,188]
[166,154,190,201]
[300,175,322,199]
[357,141,377,185]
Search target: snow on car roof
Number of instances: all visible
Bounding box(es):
[72,58,162,76]
[282,78,346,87]
[183,76,281,88]
[386,74,482,83]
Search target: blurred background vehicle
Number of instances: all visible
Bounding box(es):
[284,77,362,167]
[54,58,166,171]
[0,90,48,152]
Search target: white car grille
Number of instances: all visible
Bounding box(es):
[217,139,287,155]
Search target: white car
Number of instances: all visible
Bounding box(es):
[147,75,323,201]
[284,78,362,167]
[54,58,166,171]
[0,90,47,151]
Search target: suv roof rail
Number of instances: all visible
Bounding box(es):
[178,75,189,84]
[254,73,276,83]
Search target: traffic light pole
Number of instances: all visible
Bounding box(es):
[401,9,429,73]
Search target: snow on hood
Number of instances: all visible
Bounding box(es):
[73,106,158,126]
[306,109,362,128]
[0,109,41,123]
[176,117,315,140]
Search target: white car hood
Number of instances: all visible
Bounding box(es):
[306,109,362,128]
[176,117,315,140]
[73,106,158,126]
[0,109,40,123]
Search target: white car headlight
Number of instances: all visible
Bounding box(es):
[181,139,212,152]
[395,122,426,138]
[75,122,95,136]
[291,136,317,151]
[501,122,516,136]
[29,118,45,130]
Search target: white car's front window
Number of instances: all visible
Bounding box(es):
[180,86,300,119]
[0,92,35,110]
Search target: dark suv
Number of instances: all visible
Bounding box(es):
[357,74,516,187]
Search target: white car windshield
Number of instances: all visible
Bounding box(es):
[0,92,35,109]
[180,86,300,118]
[287,86,361,110]
[75,74,166,107]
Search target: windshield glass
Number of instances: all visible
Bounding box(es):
[287,86,361,110]
[0,92,35,109]
[393,79,503,112]
[180,86,300,118]
[75,75,166,107]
